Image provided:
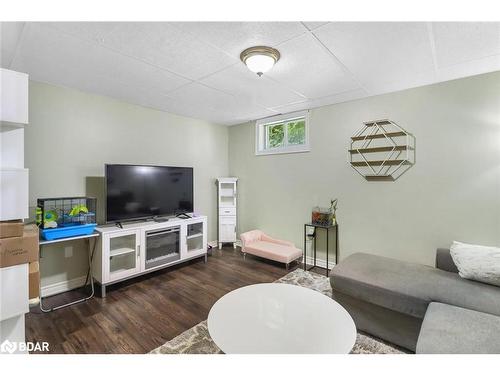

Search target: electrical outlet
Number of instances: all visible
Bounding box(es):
[64,246,73,258]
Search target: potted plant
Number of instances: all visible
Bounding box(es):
[329,198,338,225]
[312,198,338,226]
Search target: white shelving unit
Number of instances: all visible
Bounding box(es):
[349,119,416,181]
[1,68,29,125]
[93,216,207,297]
[1,69,29,221]
[217,177,238,249]
[0,68,29,353]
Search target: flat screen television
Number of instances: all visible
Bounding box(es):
[105,164,193,223]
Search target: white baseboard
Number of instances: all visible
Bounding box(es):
[41,276,87,297]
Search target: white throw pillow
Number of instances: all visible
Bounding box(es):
[450,241,500,287]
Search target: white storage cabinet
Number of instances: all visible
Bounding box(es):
[217,177,238,249]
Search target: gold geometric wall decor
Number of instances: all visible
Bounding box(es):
[349,119,416,181]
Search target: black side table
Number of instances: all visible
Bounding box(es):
[303,223,339,277]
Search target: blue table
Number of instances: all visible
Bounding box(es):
[39,233,99,312]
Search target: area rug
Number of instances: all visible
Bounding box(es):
[150,268,406,354]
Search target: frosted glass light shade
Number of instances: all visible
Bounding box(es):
[240,46,280,76]
[245,55,276,75]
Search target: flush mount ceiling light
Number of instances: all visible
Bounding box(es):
[240,46,280,77]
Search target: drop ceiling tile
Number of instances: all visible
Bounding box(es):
[166,82,233,109]
[173,22,306,57]
[6,21,500,126]
[358,69,437,96]
[128,89,270,125]
[169,97,277,125]
[11,24,101,82]
[165,100,270,125]
[200,63,304,108]
[266,33,360,99]
[14,43,159,112]
[314,22,435,94]
[11,24,189,96]
[309,88,369,107]
[162,101,225,123]
[44,22,119,44]
[0,22,25,68]
[432,22,500,68]
[68,81,198,124]
[436,54,500,83]
[101,22,238,80]
[105,57,190,95]
[74,75,162,108]
[302,22,329,31]
[167,82,276,124]
[124,89,184,114]
[270,88,366,114]
[267,100,310,114]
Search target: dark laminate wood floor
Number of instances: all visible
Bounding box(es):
[26,247,301,354]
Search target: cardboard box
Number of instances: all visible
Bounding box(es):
[0,225,39,268]
[0,220,24,239]
[29,261,40,299]
[23,225,39,263]
[29,261,39,273]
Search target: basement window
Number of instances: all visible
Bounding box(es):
[255,111,310,155]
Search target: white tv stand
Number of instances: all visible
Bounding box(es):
[92,215,207,297]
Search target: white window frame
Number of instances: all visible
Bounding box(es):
[255,110,310,156]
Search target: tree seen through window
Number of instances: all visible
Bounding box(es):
[266,119,305,148]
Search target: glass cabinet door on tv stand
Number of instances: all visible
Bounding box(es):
[105,229,141,282]
[185,221,206,258]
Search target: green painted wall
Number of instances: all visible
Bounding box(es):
[228,72,500,266]
[26,81,228,291]
[26,72,500,291]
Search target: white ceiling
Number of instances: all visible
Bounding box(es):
[1,22,499,125]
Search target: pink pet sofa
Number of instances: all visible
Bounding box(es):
[240,230,302,270]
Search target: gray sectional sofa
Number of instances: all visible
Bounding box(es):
[330,249,500,353]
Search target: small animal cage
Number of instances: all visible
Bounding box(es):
[37,197,97,241]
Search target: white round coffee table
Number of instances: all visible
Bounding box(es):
[207,283,356,354]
